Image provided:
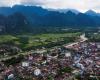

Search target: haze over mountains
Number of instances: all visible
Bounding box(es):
[0,5,100,33]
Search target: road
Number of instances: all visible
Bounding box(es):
[80,33,88,42]
[64,33,88,48]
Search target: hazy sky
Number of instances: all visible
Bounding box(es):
[0,0,100,12]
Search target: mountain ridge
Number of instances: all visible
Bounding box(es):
[0,5,100,34]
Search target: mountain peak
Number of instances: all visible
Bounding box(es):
[48,9,80,14]
[66,10,76,15]
[85,10,97,16]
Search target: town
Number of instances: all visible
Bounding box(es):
[0,34,99,80]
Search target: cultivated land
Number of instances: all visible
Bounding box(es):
[0,32,81,50]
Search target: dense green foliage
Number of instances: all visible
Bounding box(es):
[3,54,24,66]
[59,67,73,74]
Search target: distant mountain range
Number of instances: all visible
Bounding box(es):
[0,5,100,33]
[48,9,80,14]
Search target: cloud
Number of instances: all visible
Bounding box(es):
[0,0,100,12]
[0,0,20,6]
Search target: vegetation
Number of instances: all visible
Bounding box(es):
[47,75,54,80]
[59,67,73,75]
[0,5,100,35]
[0,32,81,50]
[87,33,100,42]
[3,54,24,66]
[0,35,17,43]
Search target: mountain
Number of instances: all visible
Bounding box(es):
[0,5,100,34]
[0,12,31,34]
[97,13,100,17]
[0,5,48,16]
[48,9,80,14]
[59,9,80,14]
[85,10,98,16]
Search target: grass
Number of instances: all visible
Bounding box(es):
[0,35,17,43]
[0,32,81,50]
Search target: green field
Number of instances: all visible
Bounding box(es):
[0,32,81,50]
